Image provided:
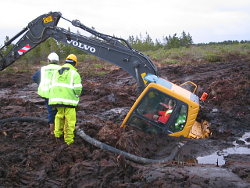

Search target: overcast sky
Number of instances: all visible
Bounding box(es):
[1,0,250,46]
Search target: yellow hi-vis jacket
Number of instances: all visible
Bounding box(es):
[37,64,61,98]
[49,64,82,107]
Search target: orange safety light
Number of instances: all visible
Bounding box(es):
[201,92,208,101]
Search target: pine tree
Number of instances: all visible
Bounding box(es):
[180,31,193,47]
[165,33,180,49]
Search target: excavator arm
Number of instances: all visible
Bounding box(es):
[0,12,61,70]
[0,11,158,94]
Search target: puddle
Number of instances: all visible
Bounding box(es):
[195,132,250,166]
[0,89,9,98]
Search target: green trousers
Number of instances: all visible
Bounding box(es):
[54,107,76,145]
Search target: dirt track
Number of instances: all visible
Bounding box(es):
[0,59,250,187]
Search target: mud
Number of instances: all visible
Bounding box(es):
[0,59,250,187]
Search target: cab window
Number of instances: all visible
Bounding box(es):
[170,104,188,132]
[128,90,178,133]
[137,91,176,124]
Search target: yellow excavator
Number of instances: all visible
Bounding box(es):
[121,78,210,139]
[0,12,210,139]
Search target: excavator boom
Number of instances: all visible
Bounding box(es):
[0,11,157,94]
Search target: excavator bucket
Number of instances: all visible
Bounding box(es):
[188,120,211,139]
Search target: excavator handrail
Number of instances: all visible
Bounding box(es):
[67,17,134,50]
[179,81,197,93]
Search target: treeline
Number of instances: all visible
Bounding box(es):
[196,40,250,46]
[128,31,193,51]
[2,31,250,63]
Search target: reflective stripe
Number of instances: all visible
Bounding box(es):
[39,87,50,91]
[51,70,76,88]
[42,79,51,84]
[70,71,75,86]
[51,82,74,89]
[176,119,185,124]
[50,82,82,89]
[74,83,82,88]
[164,109,173,116]
[50,98,79,104]
[175,115,187,126]
[50,70,82,89]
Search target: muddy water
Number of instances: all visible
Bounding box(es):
[196,132,250,166]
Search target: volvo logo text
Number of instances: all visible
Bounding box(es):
[67,40,96,53]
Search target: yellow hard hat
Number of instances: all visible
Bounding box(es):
[66,54,77,65]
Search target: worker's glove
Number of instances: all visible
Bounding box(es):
[153,115,159,119]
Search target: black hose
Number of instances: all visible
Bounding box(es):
[76,129,184,164]
[0,116,184,164]
[0,116,48,124]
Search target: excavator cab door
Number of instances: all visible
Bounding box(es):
[135,90,177,133]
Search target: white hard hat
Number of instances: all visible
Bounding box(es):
[47,52,59,63]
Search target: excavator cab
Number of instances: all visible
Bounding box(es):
[121,74,211,139]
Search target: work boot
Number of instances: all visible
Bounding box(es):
[49,124,55,135]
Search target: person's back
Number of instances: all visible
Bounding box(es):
[32,52,61,135]
[37,63,61,98]
[49,63,82,107]
[49,54,82,145]
[33,52,61,96]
